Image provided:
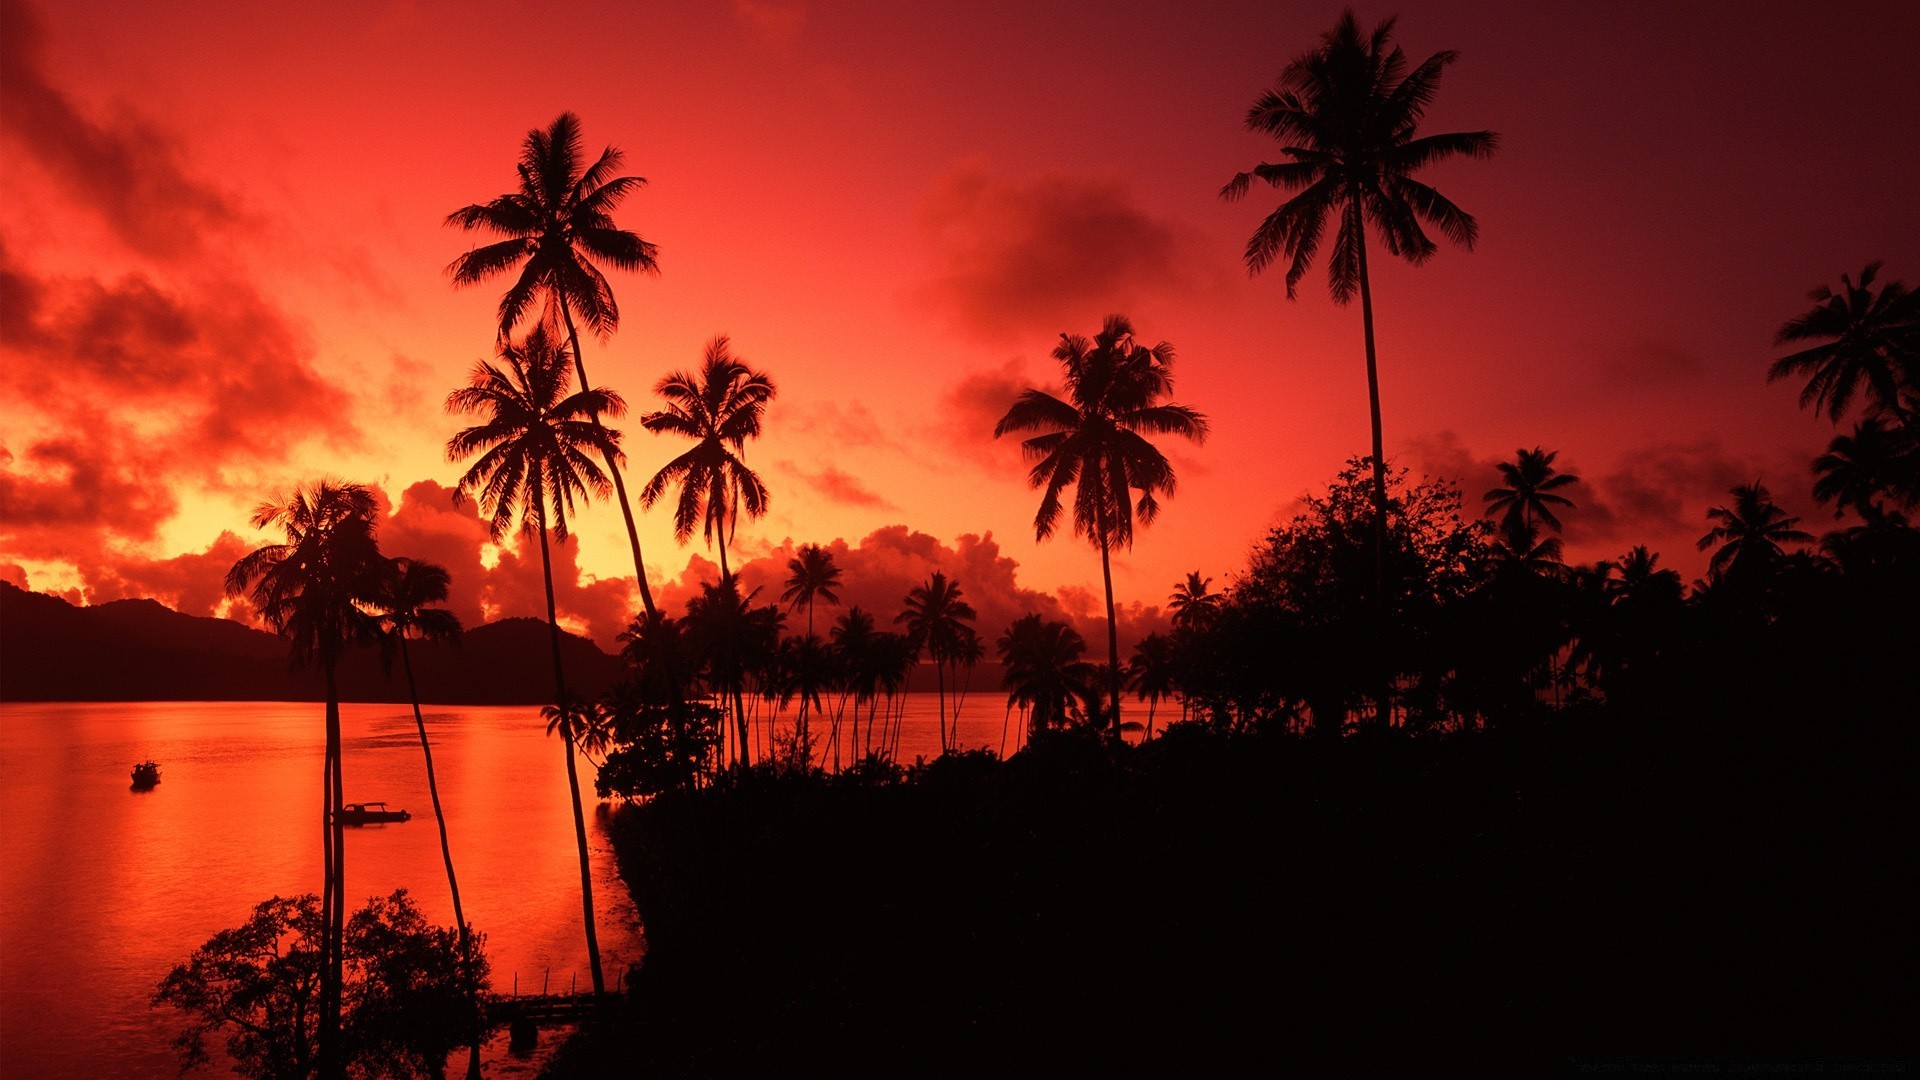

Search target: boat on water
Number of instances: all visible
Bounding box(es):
[335,802,411,825]
[131,761,160,788]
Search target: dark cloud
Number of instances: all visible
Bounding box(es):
[1,562,27,589]
[80,531,254,618]
[0,0,240,259]
[939,358,1038,463]
[0,422,177,556]
[919,164,1212,340]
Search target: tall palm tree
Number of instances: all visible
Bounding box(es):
[1813,417,1915,524]
[1167,571,1222,630]
[446,112,664,616]
[896,572,977,754]
[829,607,880,765]
[444,326,620,998]
[1769,262,1919,424]
[641,337,776,581]
[1698,482,1814,583]
[684,576,781,765]
[225,480,386,1078]
[1485,447,1580,534]
[994,314,1208,738]
[1222,9,1497,598]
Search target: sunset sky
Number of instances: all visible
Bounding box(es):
[3,0,1916,651]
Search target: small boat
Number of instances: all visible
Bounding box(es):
[131,761,161,788]
[335,802,411,825]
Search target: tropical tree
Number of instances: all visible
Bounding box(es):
[369,556,480,1079]
[446,112,663,615]
[684,576,782,765]
[1813,417,1918,523]
[1126,632,1177,738]
[224,480,386,1078]
[781,543,843,638]
[444,326,620,998]
[828,606,881,766]
[1167,571,1222,630]
[1769,262,1919,424]
[997,614,1097,737]
[896,572,978,754]
[1221,9,1497,598]
[641,337,776,581]
[994,314,1208,737]
[1485,447,1580,534]
[1698,483,1814,584]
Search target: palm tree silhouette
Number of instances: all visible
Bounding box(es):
[641,336,777,582]
[781,543,843,639]
[1485,447,1580,534]
[1126,631,1176,739]
[1698,482,1815,583]
[444,326,620,998]
[896,572,977,754]
[1769,262,1918,424]
[685,576,780,765]
[225,480,385,1077]
[1167,571,1222,630]
[368,556,480,1078]
[1222,9,1496,599]
[994,314,1207,738]
[828,606,880,766]
[1813,417,1915,524]
[446,112,663,616]
[996,614,1097,738]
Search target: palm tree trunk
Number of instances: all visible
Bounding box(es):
[1355,221,1392,732]
[321,664,345,1080]
[558,301,658,619]
[400,639,483,1079]
[935,658,948,755]
[1099,536,1122,741]
[536,516,606,998]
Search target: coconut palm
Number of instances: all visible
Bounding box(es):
[1813,417,1917,523]
[447,112,664,616]
[781,543,843,638]
[1485,447,1580,534]
[1222,9,1497,597]
[1126,631,1177,739]
[444,326,620,998]
[828,607,881,765]
[896,572,977,754]
[1698,483,1814,583]
[225,480,386,1077]
[997,614,1097,737]
[684,576,781,765]
[994,314,1208,738]
[641,337,776,581]
[1769,262,1919,424]
[1167,571,1222,630]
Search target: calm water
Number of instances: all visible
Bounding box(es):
[0,692,1021,1077]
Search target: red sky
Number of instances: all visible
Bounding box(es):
[3,0,1916,650]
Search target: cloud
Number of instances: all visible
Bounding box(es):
[80,531,255,617]
[0,0,240,259]
[1,562,27,589]
[918,163,1213,340]
[0,421,178,558]
[780,462,896,510]
[937,357,1040,463]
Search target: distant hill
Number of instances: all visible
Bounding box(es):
[0,581,624,704]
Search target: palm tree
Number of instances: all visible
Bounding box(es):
[994,314,1208,738]
[1167,571,1222,630]
[1813,417,1917,523]
[828,607,880,767]
[225,480,385,1078]
[896,572,977,754]
[444,326,620,999]
[447,113,663,616]
[781,544,843,638]
[1222,9,1497,599]
[684,576,781,765]
[1485,447,1580,534]
[1769,262,1919,424]
[1126,632,1177,738]
[641,337,776,581]
[1698,482,1814,583]
[997,614,1097,738]
[369,556,480,1077]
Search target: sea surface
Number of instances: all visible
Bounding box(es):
[0,691,1026,1077]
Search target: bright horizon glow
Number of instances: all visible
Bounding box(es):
[3,0,1917,649]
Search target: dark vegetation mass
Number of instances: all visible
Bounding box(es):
[132,9,1917,1076]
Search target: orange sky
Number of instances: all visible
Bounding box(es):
[3,0,1917,650]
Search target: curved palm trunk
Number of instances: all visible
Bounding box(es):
[934,657,948,755]
[1099,535,1123,741]
[400,639,484,1079]
[320,664,345,1080]
[536,518,607,999]
[558,301,658,619]
[1355,223,1393,732]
